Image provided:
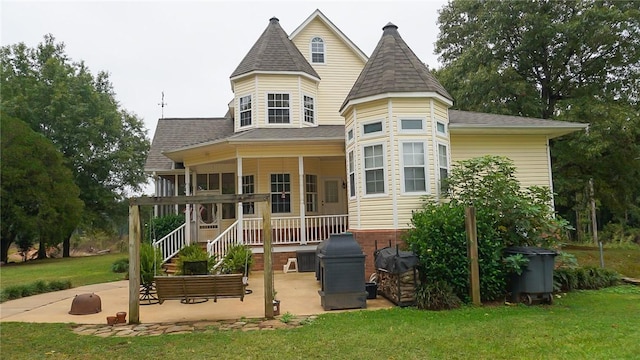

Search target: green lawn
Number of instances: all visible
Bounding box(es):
[1,286,639,359]
[0,253,127,291]
[565,244,640,278]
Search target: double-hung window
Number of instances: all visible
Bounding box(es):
[303,95,315,124]
[242,175,255,215]
[438,143,449,193]
[305,174,318,212]
[348,150,356,197]
[402,142,427,193]
[271,173,291,213]
[363,144,385,195]
[267,93,290,124]
[239,95,252,127]
[311,37,325,63]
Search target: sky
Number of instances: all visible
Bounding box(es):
[2,0,448,139]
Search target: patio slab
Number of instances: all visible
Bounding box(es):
[0,271,393,324]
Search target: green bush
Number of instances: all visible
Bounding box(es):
[0,280,72,303]
[145,214,185,243]
[554,266,620,292]
[415,281,462,310]
[111,258,129,273]
[140,243,163,284]
[219,244,253,275]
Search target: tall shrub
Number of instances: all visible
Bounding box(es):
[145,214,185,243]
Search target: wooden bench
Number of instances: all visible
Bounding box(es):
[154,274,246,304]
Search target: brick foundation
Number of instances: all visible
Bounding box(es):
[351,229,407,277]
[252,251,300,272]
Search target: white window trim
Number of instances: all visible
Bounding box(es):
[302,93,316,125]
[310,36,326,64]
[399,118,427,134]
[361,142,387,198]
[305,173,318,213]
[238,94,253,129]
[435,118,448,137]
[346,126,354,144]
[400,140,430,195]
[270,173,292,214]
[242,174,256,216]
[361,119,386,139]
[265,92,292,125]
[348,149,356,199]
[437,142,450,194]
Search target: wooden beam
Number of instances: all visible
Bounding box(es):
[128,205,141,324]
[129,194,271,206]
[465,206,481,306]
[263,201,274,319]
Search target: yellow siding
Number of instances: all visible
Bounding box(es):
[233,78,256,132]
[450,134,551,188]
[357,197,396,229]
[433,100,449,120]
[292,18,367,126]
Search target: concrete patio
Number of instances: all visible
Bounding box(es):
[0,271,393,324]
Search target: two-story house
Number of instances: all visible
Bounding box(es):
[144,10,586,275]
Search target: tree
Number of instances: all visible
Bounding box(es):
[434,0,640,236]
[1,114,83,263]
[0,35,151,255]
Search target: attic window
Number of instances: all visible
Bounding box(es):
[311,37,325,63]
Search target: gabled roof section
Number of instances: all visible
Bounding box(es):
[230,17,320,80]
[341,23,452,111]
[290,9,368,63]
[144,117,234,171]
[226,125,344,142]
[449,110,588,137]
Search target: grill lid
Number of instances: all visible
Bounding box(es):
[318,232,364,258]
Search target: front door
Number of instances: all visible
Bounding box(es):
[322,178,345,215]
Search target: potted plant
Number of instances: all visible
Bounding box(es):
[272,290,280,316]
[175,244,217,275]
[219,244,253,276]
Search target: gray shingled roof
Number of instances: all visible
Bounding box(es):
[144,118,234,171]
[230,17,320,79]
[227,125,344,141]
[449,110,588,129]
[341,23,452,111]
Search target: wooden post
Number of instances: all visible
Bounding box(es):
[263,201,274,319]
[128,205,141,324]
[465,206,481,306]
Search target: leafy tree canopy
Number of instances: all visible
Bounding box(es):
[1,35,151,252]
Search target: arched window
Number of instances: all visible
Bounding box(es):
[311,37,325,63]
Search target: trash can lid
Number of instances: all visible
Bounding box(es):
[504,246,557,256]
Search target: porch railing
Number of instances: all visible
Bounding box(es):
[152,223,186,263]
[243,214,348,245]
[207,220,241,269]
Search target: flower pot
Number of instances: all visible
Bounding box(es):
[116,311,127,323]
[106,316,118,325]
[273,300,281,316]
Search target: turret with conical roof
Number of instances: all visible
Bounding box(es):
[340,22,451,111]
[231,17,320,80]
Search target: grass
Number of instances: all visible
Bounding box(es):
[0,253,127,292]
[0,285,638,359]
[564,244,640,278]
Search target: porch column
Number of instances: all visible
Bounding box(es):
[298,156,306,244]
[153,172,159,217]
[237,157,244,244]
[174,174,179,214]
[185,166,191,245]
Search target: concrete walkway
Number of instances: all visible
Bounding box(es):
[0,271,393,325]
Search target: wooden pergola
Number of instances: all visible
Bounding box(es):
[127,194,274,324]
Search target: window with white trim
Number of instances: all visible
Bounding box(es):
[242,175,255,215]
[270,173,291,213]
[400,119,424,132]
[402,142,427,192]
[438,143,449,193]
[436,121,447,135]
[363,144,385,195]
[348,150,356,197]
[362,120,383,137]
[347,128,354,143]
[303,95,315,124]
[239,95,252,127]
[311,37,325,63]
[267,93,290,123]
[305,174,318,213]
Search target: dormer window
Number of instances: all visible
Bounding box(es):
[267,93,290,124]
[239,95,252,127]
[311,37,325,63]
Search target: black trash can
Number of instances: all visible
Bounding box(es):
[504,246,557,305]
[365,282,377,299]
